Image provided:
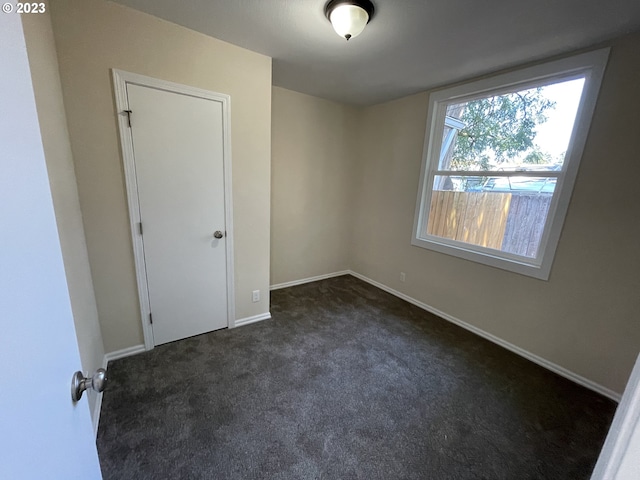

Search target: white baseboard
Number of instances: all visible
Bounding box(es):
[104,344,146,363]
[349,270,622,403]
[270,270,350,291]
[235,312,271,328]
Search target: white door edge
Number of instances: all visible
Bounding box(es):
[591,353,640,479]
[111,69,236,351]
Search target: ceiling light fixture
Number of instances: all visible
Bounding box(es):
[325,0,375,41]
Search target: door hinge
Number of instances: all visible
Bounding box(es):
[138,222,143,235]
[149,313,153,324]
[123,110,132,128]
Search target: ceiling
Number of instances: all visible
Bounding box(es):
[110,0,640,106]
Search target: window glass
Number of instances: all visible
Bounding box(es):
[412,50,609,279]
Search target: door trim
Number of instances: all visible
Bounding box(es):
[112,69,236,351]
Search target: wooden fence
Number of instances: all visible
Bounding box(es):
[501,194,552,257]
[427,191,551,257]
[427,191,512,250]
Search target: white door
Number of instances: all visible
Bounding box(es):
[126,83,228,346]
[0,13,102,479]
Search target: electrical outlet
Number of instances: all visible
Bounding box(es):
[252,290,260,302]
[400,272,406,282]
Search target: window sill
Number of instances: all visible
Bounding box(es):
[411,236,551,280]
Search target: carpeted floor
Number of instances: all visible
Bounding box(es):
[97,275,616,479]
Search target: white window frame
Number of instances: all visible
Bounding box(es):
[412,49,610,280]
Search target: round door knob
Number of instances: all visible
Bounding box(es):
[213,230,224,239]
[71,368,108,402]
[91,368,108,393]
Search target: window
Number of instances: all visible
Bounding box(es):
[412,49,609,279]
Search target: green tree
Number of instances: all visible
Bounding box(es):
[523,149,553,165]
[450,88,555,170]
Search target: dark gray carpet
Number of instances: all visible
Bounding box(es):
[97,275,616,479]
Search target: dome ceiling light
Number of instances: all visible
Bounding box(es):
[325,0,375,41]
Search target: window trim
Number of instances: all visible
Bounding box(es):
[412,48,610,280]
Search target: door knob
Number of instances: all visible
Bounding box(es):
[213,230,224,239]
[71,368,107,402]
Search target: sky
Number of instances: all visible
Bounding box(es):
[531,77,585,162]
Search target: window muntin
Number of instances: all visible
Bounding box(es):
[412,50,609,279]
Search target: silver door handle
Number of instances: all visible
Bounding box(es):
[71,368,107,402]
[213,230,224,239]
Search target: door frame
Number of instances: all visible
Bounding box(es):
[112,69,236,350]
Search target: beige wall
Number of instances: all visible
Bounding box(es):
[271,87,358,285]
[350,32,640,395]
[49,0,272,352]
[21,8,105,420]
